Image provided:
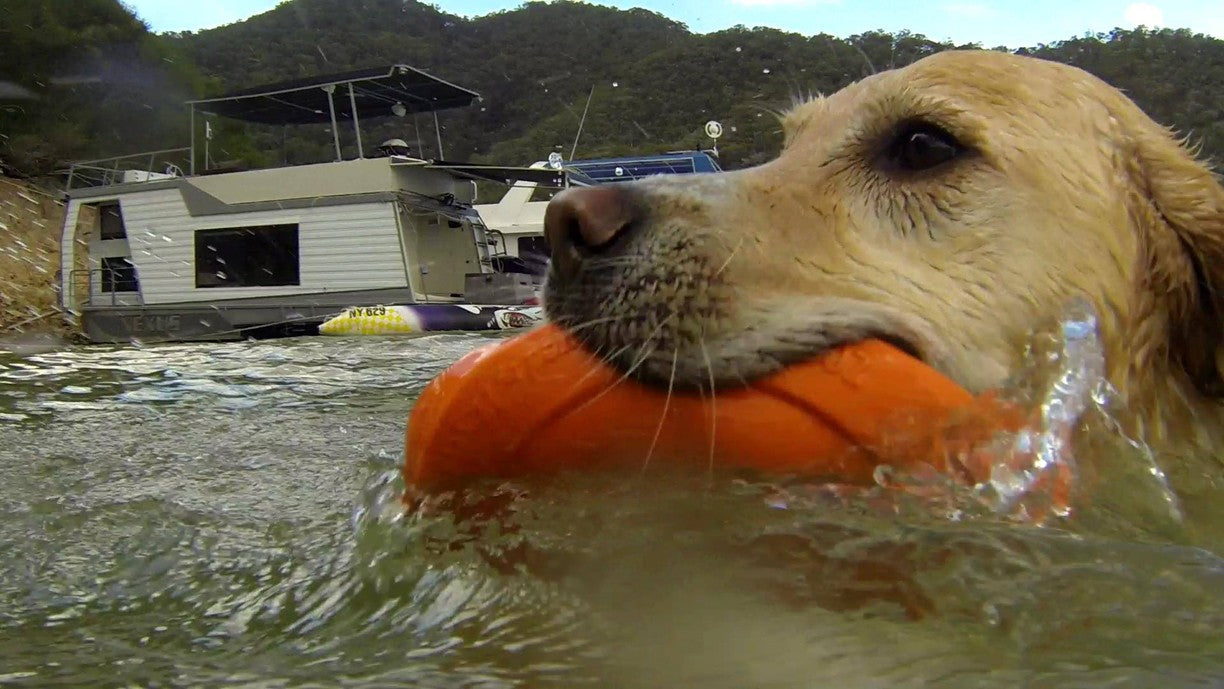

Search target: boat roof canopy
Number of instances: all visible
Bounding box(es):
[423,161,597,188]
[188,64,481,125]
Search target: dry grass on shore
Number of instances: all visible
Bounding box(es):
[0,177,77,338]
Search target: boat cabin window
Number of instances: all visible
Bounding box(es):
[529,187,559,203]
[97,202,127,240]
[517,235,551,259]
[100,256,139,292]
[194,224,300,288]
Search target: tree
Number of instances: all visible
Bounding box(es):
[0,0,208,178]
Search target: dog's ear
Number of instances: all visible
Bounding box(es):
[1127,125,1224,398]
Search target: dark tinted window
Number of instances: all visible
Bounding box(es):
[517,235,550,259]
[195,224,300,288]
[100,256,139,292]
[98,203,127,240]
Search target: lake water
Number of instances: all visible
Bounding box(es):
[1,333,1221,688]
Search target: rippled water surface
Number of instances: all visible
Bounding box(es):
[1,334,1222,688]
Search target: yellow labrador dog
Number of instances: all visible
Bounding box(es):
[541,50,1223,526]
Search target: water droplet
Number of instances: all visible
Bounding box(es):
[982,602,1001,626]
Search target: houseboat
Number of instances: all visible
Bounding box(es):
[58,64,576,343]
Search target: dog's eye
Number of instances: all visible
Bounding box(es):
[885,122,964,172]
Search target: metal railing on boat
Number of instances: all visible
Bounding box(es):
[65,148,192,191]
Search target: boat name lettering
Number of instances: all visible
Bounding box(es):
[348,306,388,317]
[122,315,182,333]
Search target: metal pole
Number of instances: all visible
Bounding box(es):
[570,85,595,161]
[432,111,444,160]
[347,82,364,158]
[324,85,342,161]
[189,105,196,175]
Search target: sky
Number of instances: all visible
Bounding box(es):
[124,0,1224,48]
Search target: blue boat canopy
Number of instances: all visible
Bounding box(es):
[564,151,722,183]
[424,151,721,190]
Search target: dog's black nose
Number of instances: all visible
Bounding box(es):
[544,186,637,275]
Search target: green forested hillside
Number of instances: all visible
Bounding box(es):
[1021,30,1224,164]
[1,0,1222,179]
[0,0,210,177]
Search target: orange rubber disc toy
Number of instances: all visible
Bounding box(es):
[403,324,1026,492]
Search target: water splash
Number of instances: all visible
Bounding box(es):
[872,299,1182,528]
[976,299,1183,526]
[970,298,1104,520]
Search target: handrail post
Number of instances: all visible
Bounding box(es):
[189,105,196,176]
[323,84,342,162]
[433,111,444,159]
[348,82,364,158]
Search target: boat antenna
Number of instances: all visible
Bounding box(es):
[569,85,595,161]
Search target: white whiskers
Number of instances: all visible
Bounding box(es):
[712,236,745,279]
[700,337,718,484]
[641,344,679,477]
[565,314,674,415]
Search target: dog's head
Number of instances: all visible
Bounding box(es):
[542,50,1224,401]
